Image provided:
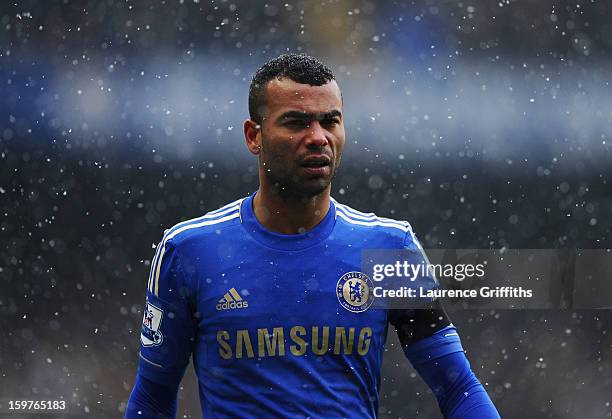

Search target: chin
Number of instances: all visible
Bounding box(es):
[267,170,333,198]
[296,178,332,198]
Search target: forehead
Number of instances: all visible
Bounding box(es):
[264,78,342,116]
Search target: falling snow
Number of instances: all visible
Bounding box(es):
[1,1,611,418]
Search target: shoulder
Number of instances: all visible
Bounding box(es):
[160,197,245,249]
[332,197,421,247]
[332,197,413,234]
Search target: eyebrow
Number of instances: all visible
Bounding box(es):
[278,110,342,122]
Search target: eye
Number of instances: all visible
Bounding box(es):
[283,119,308,128]
[321,118,340,126]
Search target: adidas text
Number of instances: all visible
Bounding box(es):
[216,300,249,311]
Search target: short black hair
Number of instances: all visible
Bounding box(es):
[248,53,336,125]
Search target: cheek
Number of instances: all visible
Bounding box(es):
[334,132,346,155]
[262,135,295,162]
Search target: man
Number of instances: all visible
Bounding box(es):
[126,53,500,418]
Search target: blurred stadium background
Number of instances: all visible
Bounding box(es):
[1,0,611,417]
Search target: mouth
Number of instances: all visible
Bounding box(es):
[300,156,331,176]
[300,156,331,168]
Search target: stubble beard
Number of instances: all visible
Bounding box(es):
[263,159,335,200]
[259,134,342,200]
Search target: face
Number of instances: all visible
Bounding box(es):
[245,78,345,199]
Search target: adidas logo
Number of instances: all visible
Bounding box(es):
[216,287,249,311]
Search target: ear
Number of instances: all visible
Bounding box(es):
[244,119,262,155]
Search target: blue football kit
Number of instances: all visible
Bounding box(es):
[126,193,500,418]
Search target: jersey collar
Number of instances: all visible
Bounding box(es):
[240,192,336,251]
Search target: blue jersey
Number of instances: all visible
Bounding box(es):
[138,193,429,418]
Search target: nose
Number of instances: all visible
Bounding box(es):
[304,121,329,149]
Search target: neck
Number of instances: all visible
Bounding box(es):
[253,185,331,235]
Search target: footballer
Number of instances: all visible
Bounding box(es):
[126,53,500,418]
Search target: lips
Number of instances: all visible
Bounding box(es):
[299,156,331,177]
[300,156,331,168]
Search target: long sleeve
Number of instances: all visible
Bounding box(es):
[403,325,500,418]
[125,373,178,419]
[126,232,196,418]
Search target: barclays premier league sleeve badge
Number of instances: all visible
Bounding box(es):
[141,300,164,347]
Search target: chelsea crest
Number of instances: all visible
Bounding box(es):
[336,271,375,313]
